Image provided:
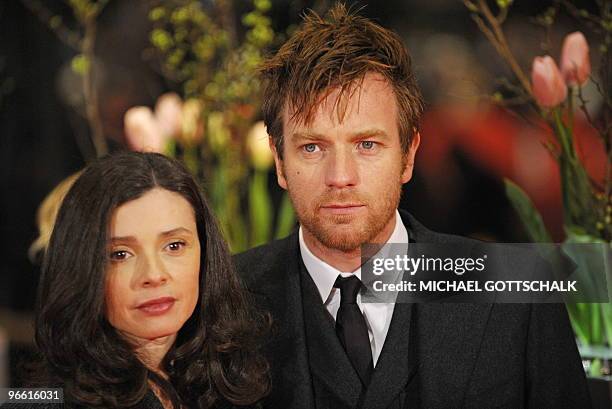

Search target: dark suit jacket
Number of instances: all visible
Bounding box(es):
[234,210,591,409]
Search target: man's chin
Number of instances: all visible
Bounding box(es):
[325,213,358,225]
[313,226,370,252]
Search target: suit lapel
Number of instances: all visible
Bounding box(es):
[360,302,416,409]
[299,259,364,408]
[403,210,493,408]
[360,212,425,409]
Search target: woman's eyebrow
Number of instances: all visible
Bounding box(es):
[110,235,137,244]
[159,227,194,237]
[110,227,193,243]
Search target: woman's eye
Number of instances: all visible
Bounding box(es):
[166,241,186,252]
[110,250,130,261]
[302,143,320,153]
[359,141,376,150]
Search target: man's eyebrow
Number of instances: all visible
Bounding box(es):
[349,129,390,140]
[291,131,328,141]
[291,129,390,142]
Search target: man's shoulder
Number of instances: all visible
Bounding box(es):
[400,209,482,246]
[402,210,536,256]
[233,232,297,287]
[234,233,295,267]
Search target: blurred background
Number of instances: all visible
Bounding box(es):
[0,0,609,395]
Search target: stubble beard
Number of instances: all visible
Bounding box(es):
[289,180,403,252]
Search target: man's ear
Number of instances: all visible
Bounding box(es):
[400,131,421,184]
[270,137,288,190]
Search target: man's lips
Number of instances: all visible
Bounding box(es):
[320,203,365,214]
[320,202,364,208]
[136,297,176,315]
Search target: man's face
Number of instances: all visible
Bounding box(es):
[273,73,420,252]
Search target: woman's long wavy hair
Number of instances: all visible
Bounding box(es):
[34,152,269,408]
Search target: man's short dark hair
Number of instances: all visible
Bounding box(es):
[260,2,424,157]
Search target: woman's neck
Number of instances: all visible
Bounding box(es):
[118,331,177,375]
[133,334,176,374]
[132,334,178,408]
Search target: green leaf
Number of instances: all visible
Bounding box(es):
[254,0,272,12]
[562,233,611,347]
[150,29,173,53]
[567,303,590,346]
[552,109,598,234]
[464,1,478,12]
[149,7,166,21]
[589,358,602,377]
[591,304,602,345]
[601,303,612,346]
[565,228,606,244]
[49,15,63,29]
[249,170,272,247]
[496,0,513,8]
[504,179,552,242]
[70,54,90,75]
[275,192,296,239]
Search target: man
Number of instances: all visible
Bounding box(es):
[235,4,591,408]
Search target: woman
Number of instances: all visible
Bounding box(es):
[6,152,269,408]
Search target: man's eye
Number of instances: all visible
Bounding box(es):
[110,250,130,261]
[166,241,186,252]
[359,141,376,150]
[303,143,320,153]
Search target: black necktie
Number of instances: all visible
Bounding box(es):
[334,275,373,386]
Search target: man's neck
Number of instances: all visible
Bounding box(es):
[302,212,397,272]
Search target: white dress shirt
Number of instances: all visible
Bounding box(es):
[298,209,409,366]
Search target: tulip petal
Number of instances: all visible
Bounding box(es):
[531,56,567,108]
[155,92,183,138]
[560,31,591,86]
[124,106,166,153]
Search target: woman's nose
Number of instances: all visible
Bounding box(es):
[138,253,170,287]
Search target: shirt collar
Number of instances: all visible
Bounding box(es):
[299,209,409,303]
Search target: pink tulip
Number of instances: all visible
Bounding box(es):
[155,92,183,138]
[180,99,204,145]
[560,31,591,86]
[531,56,567,108]
[124,107,166,153]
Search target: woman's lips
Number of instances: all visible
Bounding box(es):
[136,297,175,316]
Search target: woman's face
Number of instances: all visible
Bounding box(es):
[105,187,201,341]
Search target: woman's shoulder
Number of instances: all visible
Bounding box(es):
[138,389,164,409]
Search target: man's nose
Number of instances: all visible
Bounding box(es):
[324,148,359,188]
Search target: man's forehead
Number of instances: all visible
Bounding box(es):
[282,73,397,130]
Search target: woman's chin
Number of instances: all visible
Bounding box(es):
[119,324,182,343]
[138,325,182,341]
